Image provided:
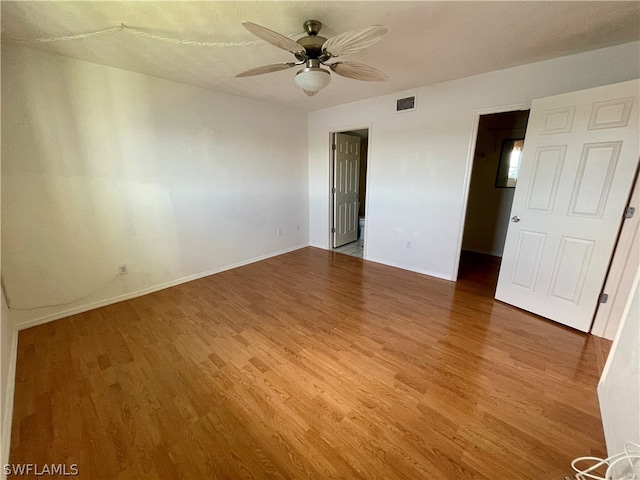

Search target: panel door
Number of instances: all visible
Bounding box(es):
[495,79,639,332]
[333,133,360,248]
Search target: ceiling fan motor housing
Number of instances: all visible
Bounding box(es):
[296,20,328,61]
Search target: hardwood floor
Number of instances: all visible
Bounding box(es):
[9,247,607,479]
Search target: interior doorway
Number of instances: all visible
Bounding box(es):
[331,128,369,258]
[458,110,530,289]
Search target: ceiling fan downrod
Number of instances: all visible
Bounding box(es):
[303,20,322,36]
[295,20,329,62]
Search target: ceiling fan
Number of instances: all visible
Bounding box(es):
[236,20,388,96]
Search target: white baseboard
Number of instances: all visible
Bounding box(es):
[14,243,309,331]
[1,327,18,479]
[306,244,454,281]
[365,256,454,281]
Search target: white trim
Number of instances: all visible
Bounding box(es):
[300,242,455,280]
[453,102,531,281]
[365,256,454,281]
[328,123,373,253]
[1,327,18,479]
[13,243,309,331]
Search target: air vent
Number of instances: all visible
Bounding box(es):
[396,96,416,113]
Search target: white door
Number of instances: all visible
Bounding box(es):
[495,79,639,332]
[333,133,360,248]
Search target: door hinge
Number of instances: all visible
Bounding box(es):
[332,144,337,151]
[332,227,336,233]
[624,206,635,219]
[332,187,336,194]
[599,293,609,304]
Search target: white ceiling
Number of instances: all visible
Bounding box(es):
[2,1,639,112]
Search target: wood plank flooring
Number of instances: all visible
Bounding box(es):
[9,247,608,479]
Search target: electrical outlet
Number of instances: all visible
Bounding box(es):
[406,241,412,248]
[118,264,128,275]
[277,228,282,237]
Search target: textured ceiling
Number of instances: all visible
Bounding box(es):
[2,1,639,112]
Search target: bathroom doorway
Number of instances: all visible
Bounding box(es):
[331,128,369,258]
[458,110,530,290]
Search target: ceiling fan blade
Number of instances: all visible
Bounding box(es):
[241,22,306,55]
[322,25,387,57]
[328,62,388,82]
[236,63,296,78]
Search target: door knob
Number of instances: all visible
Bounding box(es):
[511,216,521,223]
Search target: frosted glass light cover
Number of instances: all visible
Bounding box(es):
[294,68,331,93]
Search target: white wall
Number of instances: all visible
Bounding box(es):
[598,271,640,468]
[1,44,309,328]
[308,41,640,280]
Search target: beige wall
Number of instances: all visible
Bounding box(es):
[1,44,309,329]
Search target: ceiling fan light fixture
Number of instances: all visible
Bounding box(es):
[294,66,331,94]
[237,19,388,97]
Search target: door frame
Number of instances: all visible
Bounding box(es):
[591,166,640,338]
[453,103,531,281]
[328,124,373,256]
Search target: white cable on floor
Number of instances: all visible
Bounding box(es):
[569,442,640,480]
